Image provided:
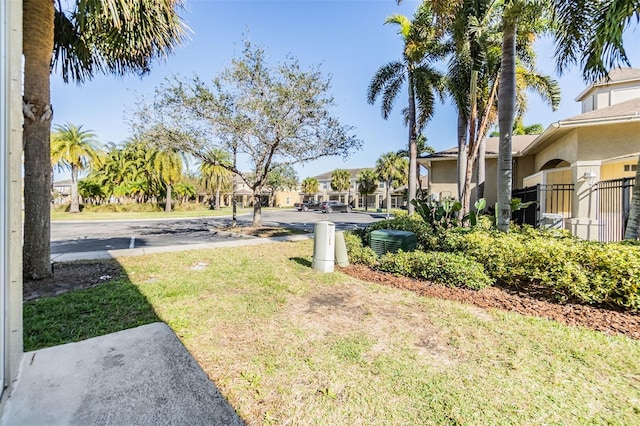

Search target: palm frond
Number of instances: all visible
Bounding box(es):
[367,61,405,104]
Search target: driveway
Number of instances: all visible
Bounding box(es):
[51,209,385,255]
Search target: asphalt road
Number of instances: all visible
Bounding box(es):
[51,209,385,254]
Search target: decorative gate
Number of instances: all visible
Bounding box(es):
[597,177,636,242]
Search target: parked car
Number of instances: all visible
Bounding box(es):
[295,200,322,212]
[321,200,351,213]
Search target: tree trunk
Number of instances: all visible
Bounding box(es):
[407,69,417,215]
[215,183,221,210]
[23,0,54,279]
[165,183,172,212]
[624,155,640,240]
[497,20,517,232]
[252,188,263,227]
[386,178,392,219]
[476,136,486,201]
[70,165,80,213]
[457,114,468,203]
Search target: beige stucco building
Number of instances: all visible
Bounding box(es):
[421,68,640,241]
[1,0,24,408]
[307,168,411,210]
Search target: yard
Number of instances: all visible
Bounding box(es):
[24,240,640,424]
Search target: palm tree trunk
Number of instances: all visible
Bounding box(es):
[70,165,80,213]
[407,69,418,215]
[386,178,392,219]
[215,182,221,210]
[462,69,480,213]
[476,136,486,200]
[23,0,54,279]
[165,183,172,212]
[457,114,468,202]
[497,19,517,232]
[475,76,499,202]
[624,155,640,240]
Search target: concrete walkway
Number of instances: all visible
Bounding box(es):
[4,233,313,425]
[1,323,244,425]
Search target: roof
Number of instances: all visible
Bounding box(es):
[576,67,640,101]
[522,97,640,155]
[421,135,539,160]
[563,97,640,122]
[313,168,373,180]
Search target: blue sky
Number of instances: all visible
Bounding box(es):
[51,0,639,182]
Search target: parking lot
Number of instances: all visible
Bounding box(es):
[51,209,385,254]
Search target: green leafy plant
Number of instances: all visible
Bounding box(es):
[343,231,378,266]
[378,250,493,290]
[412,197,487,230]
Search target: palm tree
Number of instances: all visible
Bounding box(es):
[331,169,351,204]
[22,0,185,278]
[155,149,183,212]
[367,3,445,215]
[50,123,101,213]
[357,169,379,211]
[376,152,408,219]
[495,0,553,232]
[200,148,233,210]
[553,0,639,82]
[301,177,320,201]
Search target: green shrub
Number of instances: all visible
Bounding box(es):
[439,227,640,310]
[365,216,439,251]
[378,250,492,290]
[344,231,378,267]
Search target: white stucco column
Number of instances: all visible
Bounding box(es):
[1,0,24,408]
[568,161,601,240]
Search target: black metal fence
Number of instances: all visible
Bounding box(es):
[596,177,636,243]
[512,184,574,227]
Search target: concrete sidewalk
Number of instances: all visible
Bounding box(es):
[1,323,244,425]
[5,234,314,425]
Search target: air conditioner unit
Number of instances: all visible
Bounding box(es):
[369,229,417,256]
[540,213,564,229]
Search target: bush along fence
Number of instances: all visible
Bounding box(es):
[344,214,640,311]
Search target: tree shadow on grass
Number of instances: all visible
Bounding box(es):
[23,259,160,351]
[289,257,312,268]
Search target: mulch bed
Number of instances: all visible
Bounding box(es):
[340,264,640,340]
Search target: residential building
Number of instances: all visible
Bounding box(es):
[420,68,640,241]
[308,168,413,210]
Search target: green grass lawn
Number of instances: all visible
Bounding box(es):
[24,240,640,424]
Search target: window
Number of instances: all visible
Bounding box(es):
[624,164,638,172]
[286,197,290,204]
[322,182,328,190]
[378,182,385,189]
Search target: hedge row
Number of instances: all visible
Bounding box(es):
[441,227,640,310]
[345,219,640,311]
[343,230,492,290]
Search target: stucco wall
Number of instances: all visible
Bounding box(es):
[601,157,639,180]
[534,130,579,171]
[273,190,299,207]
[428,160,458,200]
[576,122,640,161]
